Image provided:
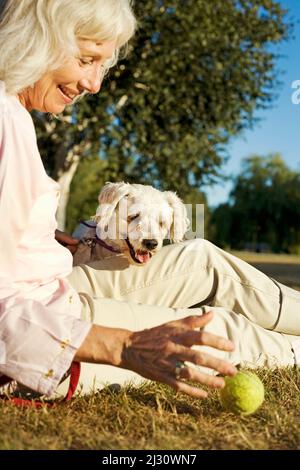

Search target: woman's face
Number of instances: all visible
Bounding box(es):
[18,39,117,113]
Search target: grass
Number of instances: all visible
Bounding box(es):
[1,251,300,450]
[1,369,300,450]
[231,250,300,289]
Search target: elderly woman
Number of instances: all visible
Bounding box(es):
[0,0,299,401]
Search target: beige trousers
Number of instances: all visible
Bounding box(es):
[56,239,300,396]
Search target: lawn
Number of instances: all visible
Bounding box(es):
[1,251,300,450]
[231,250,300,290]
[1,368,300,450]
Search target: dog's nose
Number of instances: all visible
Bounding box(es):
[142,239,158,250]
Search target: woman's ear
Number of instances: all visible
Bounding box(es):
[93,182,131,235]
[164,191,190,242]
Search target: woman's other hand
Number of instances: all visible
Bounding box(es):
[55,229,79,255]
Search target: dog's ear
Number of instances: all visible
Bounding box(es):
[164,191,190,242]
[93,182,131,233]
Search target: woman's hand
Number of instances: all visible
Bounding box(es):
[55,229,79,255]
[120,311,237,398]
[75,311,237,399]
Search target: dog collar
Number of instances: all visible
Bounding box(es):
[80,220,121,254]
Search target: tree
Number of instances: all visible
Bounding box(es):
[33,0,292,229]
[210,154,300,253]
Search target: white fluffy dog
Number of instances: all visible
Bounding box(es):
[72,182,190,266]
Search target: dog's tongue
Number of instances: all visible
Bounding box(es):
[136,250,151,264]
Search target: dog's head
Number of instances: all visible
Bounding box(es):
[93,182,190,265]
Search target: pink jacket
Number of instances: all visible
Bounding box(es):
[0,81,91,395]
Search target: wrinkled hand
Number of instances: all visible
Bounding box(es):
[120,312,237,398]
[55,229,79,255]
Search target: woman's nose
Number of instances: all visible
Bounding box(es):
[79,64,104,94]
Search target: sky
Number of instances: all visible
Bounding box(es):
[206,0,300,207]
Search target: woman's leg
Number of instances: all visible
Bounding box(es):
[55,239,299,397]
[68,238,300,334]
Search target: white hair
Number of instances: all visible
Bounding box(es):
[0,0,136,95]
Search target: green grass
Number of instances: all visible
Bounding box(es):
[230,251,300,265]
[1,251,300,450]
[1,368,300,450]
[231,250,300,289]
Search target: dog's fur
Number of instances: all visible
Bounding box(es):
[72,182,190,266]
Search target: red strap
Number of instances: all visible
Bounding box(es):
[0,361,81,408]
[5,396,51,408]
[64,361,81,402]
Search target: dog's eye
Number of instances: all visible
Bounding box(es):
[128,213,140,222]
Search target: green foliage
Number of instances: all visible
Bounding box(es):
[32,0,291,228]
[65,156,107,233]
[210,154,300,253]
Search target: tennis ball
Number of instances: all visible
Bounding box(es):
[220,370,264,416]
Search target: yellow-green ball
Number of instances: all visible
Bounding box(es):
[220,371,264,415]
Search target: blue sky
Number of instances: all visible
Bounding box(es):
[206,0,300,207]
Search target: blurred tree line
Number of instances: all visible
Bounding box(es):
[32,0,294,247]
[210,155,300,254]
